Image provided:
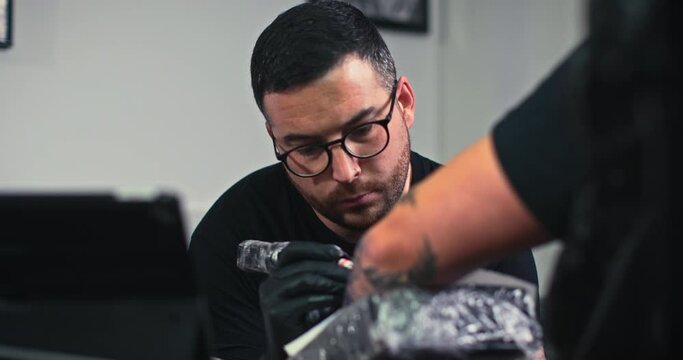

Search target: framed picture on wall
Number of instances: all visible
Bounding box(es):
[339,0,428,33]
[0,0,12,49]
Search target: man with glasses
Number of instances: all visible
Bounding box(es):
[189,1,539,359]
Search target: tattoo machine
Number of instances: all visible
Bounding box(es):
[236,240,353,274]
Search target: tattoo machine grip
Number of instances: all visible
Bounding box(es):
[236,240,290,274]
[236,240,353,274]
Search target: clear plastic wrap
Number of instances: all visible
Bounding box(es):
[236,240,290,274]
[286,270,542,360]
[236,240,351,274]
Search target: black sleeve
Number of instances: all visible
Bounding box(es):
[188,196,266,360]
[492,41,589,238]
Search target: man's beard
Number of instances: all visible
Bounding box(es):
[297,140,411,232]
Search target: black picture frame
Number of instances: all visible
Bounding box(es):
[340,0,428,33]
[0,0,12,49]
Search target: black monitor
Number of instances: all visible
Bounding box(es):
[0,193,211,360]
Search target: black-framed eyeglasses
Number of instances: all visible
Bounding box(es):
[272,81,398,178]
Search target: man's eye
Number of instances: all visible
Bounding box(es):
[295,145,324,157]
[348,123,374,140]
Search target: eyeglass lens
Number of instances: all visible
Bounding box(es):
[286,122,389,176]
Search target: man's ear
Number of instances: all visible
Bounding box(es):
[396,77,415,128]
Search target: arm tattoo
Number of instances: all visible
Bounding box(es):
[397,190,417,207]
[363,236,436,290]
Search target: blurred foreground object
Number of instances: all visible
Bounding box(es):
[0,193,210,360]
[287,270,541,359]
[544,0,674,358]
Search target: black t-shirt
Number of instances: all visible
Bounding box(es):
[189,151,539,360]
[491,38,671,359]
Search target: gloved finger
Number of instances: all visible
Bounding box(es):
[295,295,342,322]
[304,306,336,326]
[271,259,350,282]
[261,269,347,300]
[277,241,349,268]
[279,272,347,297]
[262,295,341,343]
[263,294,341,324]
[259,267,347,304]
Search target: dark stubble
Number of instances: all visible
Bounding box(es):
[295,135,411,232]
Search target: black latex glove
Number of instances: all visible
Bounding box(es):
[259,241,351,360]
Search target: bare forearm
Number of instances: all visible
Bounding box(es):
[346,135,551,301]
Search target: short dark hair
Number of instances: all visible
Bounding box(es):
[250,0,397,117]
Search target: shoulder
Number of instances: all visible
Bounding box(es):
[410,151,441,185]
[223,163,288,201]
[188,163,294,287]
[190,163,288,244]
[210,163,286,214]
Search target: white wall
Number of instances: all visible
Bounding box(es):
[439,0,585,155]
[0,0,584,297]
[0,0,441,233]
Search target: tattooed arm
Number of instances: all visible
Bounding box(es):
[346,135,551,301]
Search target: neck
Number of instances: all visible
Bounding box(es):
[314,212,365,243]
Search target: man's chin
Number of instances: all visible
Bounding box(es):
[334,209,384,231]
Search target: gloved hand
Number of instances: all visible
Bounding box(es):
[259,241,351,360]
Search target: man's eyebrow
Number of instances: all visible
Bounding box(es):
[282,106,376,145]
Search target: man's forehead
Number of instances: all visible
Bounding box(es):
[262,55,389,138]
[265,92,381,146]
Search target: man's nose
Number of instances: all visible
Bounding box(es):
[330,146,360,183]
